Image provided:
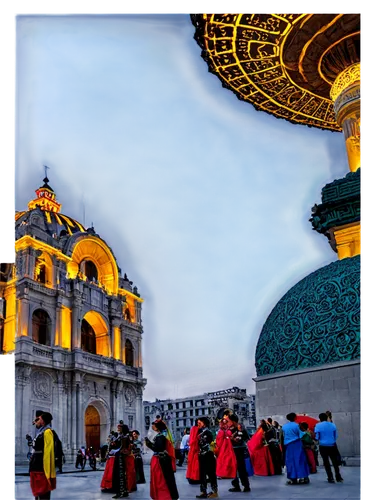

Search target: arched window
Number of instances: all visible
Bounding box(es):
[38,265,46,284]
[81,318,97,354]
[80,260,98,281]
[125,339,134,367]
[32,309,51,346]
[34,253,52,286]
[125,308,131,321]
[0,263,11,282]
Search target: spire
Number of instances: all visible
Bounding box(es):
[28,168,62,213]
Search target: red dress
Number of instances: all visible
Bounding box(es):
[305,448,317,473]
[125,454,137,491]
[186,425,200,481]
[216,429,237,478]
[247,429,275,476]
[147,434,179,500]
[100,455,116,490]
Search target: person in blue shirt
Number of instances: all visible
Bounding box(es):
[314,413,344,483]
[281,413,310,485]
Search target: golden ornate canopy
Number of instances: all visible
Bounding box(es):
[191,14,360,132]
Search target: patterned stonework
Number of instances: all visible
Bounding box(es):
[255,256,360,376]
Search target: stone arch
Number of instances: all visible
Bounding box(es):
[67,236,119,294]
[34,251,54,288]
[125,339,134,367]
[31,308,52,346]
[84,397,111,450]
[81,311,110,356]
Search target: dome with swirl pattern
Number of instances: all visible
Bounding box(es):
[255,255,360,376]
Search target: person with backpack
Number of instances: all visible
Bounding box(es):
[52,431,64,473]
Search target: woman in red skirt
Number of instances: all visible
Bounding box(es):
[186,420,200,484]
[247,423,275,476]
[215,417,237,479]
[145,420,179,500]
[299,422,317,474]
[100,430,122,492]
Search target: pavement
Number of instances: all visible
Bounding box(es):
[15,452,154,476]
[15,462,361,500]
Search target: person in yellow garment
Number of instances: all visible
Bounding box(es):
[29,411,57,499]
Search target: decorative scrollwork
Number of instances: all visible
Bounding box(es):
[32,370,52,400]
[330,63,360,103]
[255,256,360,376]
[191,14,360,131]
[124,385,135,406]
[310,169,360,235]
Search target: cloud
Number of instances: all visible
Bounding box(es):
[144,364,254,401]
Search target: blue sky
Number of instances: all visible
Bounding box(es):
[11,13,351,400]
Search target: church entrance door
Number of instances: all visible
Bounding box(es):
[85,405,101,453]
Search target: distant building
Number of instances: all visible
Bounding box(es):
[144,387,256,440]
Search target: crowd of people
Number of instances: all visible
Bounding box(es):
[185,409,344,497]
[26,409,345,499]
[100,421,147,498]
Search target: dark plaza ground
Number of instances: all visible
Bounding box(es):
[15,459,360,500]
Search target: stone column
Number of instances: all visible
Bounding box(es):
[120,325,126,363]
[72,292,83,350]
[135,385,144,433]
[28,248,40,279]
[331,63,360,173]
[56,370,65,440]
[15,366,26,461]
[110,380,116,428]
[17,290,30,338]
[136,303,141,325]
[54,294,63,347]
[25,250,32,278]
[66,372,73,459]
[137,338,142,368]
[75,372,83,449]
[60,372,68,449]
[115,381,124,424]
[71,374,77,451]
[110,323,115,359]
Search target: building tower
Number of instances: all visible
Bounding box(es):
[8,176,146,463]
[192,14,360,462]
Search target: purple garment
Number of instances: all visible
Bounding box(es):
[285,439,310,480]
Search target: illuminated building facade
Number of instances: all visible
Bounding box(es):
[9,177,146,463]
[192,14,360,462]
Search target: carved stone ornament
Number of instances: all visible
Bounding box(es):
[124,386,135,406]
[31,214,44,227]
[16,365,32,387]
[32,371,52,400]
[16,250,27,278]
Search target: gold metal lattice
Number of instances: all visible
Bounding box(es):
[192,14,360,131]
